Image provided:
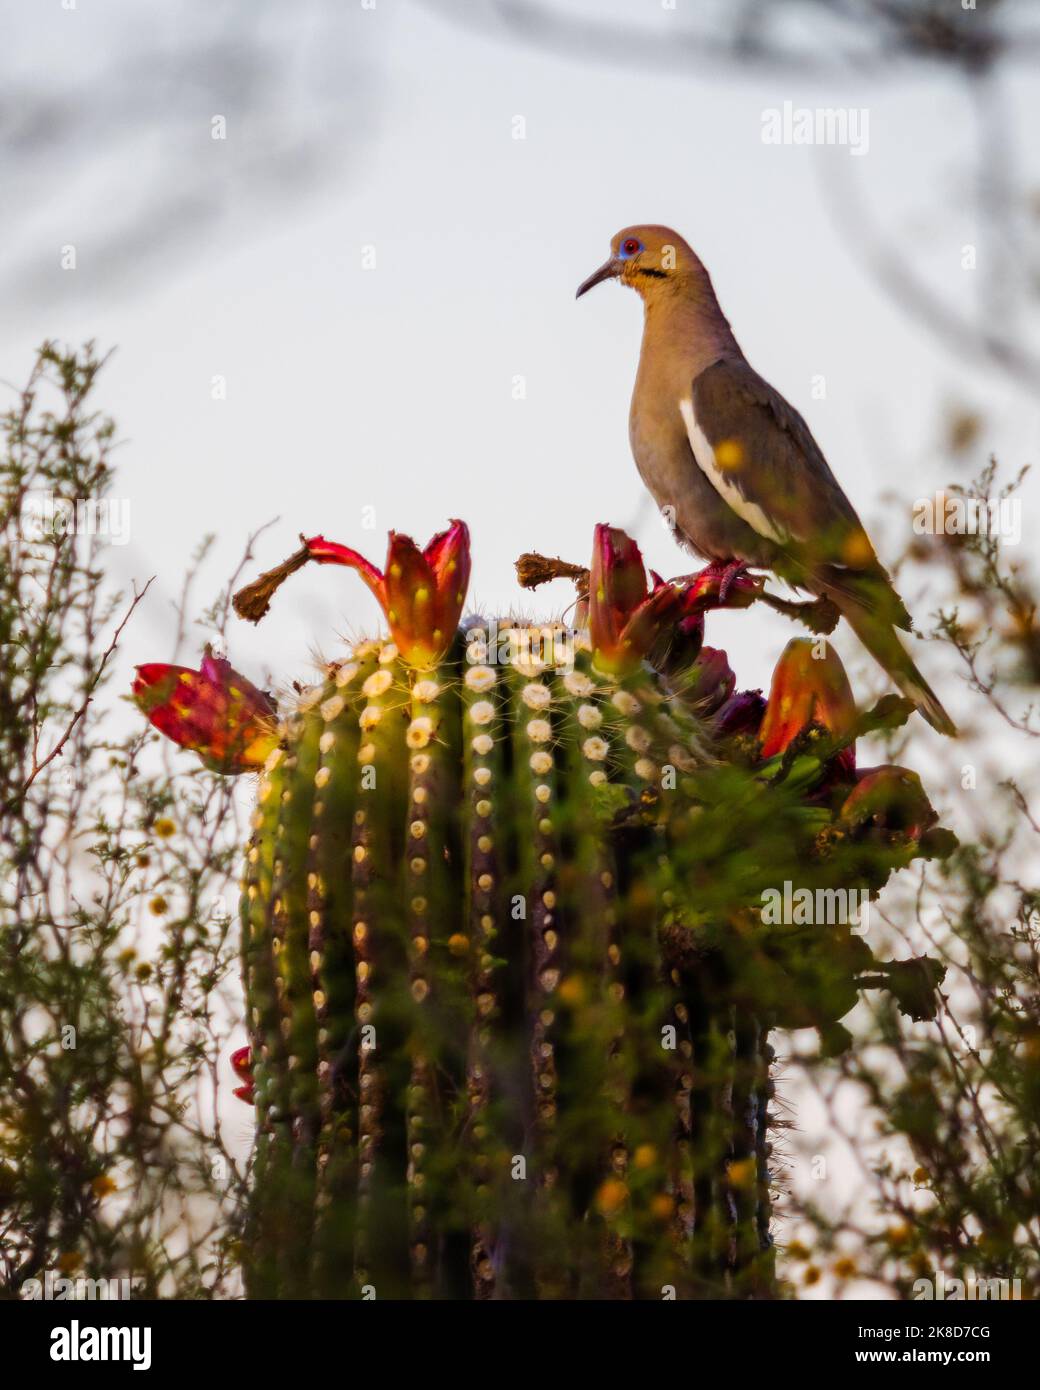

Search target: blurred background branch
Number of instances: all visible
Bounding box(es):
[1,1,379,307]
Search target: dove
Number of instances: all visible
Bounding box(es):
[577,224,955,735]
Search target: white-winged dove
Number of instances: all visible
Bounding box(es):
[577,224,956,736]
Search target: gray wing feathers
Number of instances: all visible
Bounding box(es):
[690,359,910,627]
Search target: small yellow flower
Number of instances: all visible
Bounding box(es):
[714,437,744,471]
[149,896,168,916]
[152,818,176,839]
[833,1257,857,1280]
[786,1240,811,1262]
[841,531,875,567]
[649,1192,674,1222]
[447,933,470,957]
[912,1166,929,1186]
[91,1174,117,1199]
[803,1265,821,1286]
[726,1158,757,1191]
[558,976,586,1007]
[594,1178,628,1217]
[633,1144,658,1170]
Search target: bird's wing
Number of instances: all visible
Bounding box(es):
[687,358,910,626]
[688,358,867,560]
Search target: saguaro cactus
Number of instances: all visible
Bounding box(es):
[135,520,953,1300]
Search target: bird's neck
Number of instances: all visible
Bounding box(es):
[640,286,742,386]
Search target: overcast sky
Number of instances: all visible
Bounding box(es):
[4,0,1037,707]
[4,0,1038,1294]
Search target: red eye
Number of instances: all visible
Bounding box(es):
[622,238,641,257]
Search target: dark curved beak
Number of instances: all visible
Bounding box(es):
[575,257,620,300]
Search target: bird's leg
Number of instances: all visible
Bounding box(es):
[716,559,751,603]
[759,589,840,635]
[671,559,839,634]
[680,557,752,602]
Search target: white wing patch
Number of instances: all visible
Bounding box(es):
[678,397,790,546]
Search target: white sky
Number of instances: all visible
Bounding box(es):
[4,0,1039,1296]
[4,0,1036,706]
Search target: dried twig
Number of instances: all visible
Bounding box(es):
[2,575,154,815]
[514,551,590,598]
[233,538,312,624]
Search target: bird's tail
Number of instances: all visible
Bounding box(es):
[836,597,957,737]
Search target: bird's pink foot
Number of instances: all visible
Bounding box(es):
[718,560,752,603]
[689,558,751,603]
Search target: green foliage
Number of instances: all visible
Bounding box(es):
[0,346,247,1299]
[4,346,1036,1305]
[784,465,1040,1299]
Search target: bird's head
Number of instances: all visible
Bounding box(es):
[576,225,701,303]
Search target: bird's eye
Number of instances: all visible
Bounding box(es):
[620,237,643,259]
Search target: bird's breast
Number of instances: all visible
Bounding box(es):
[629,389,772,566]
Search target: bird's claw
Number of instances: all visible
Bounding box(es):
[717,560,751,603]
[678,558,752,603]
